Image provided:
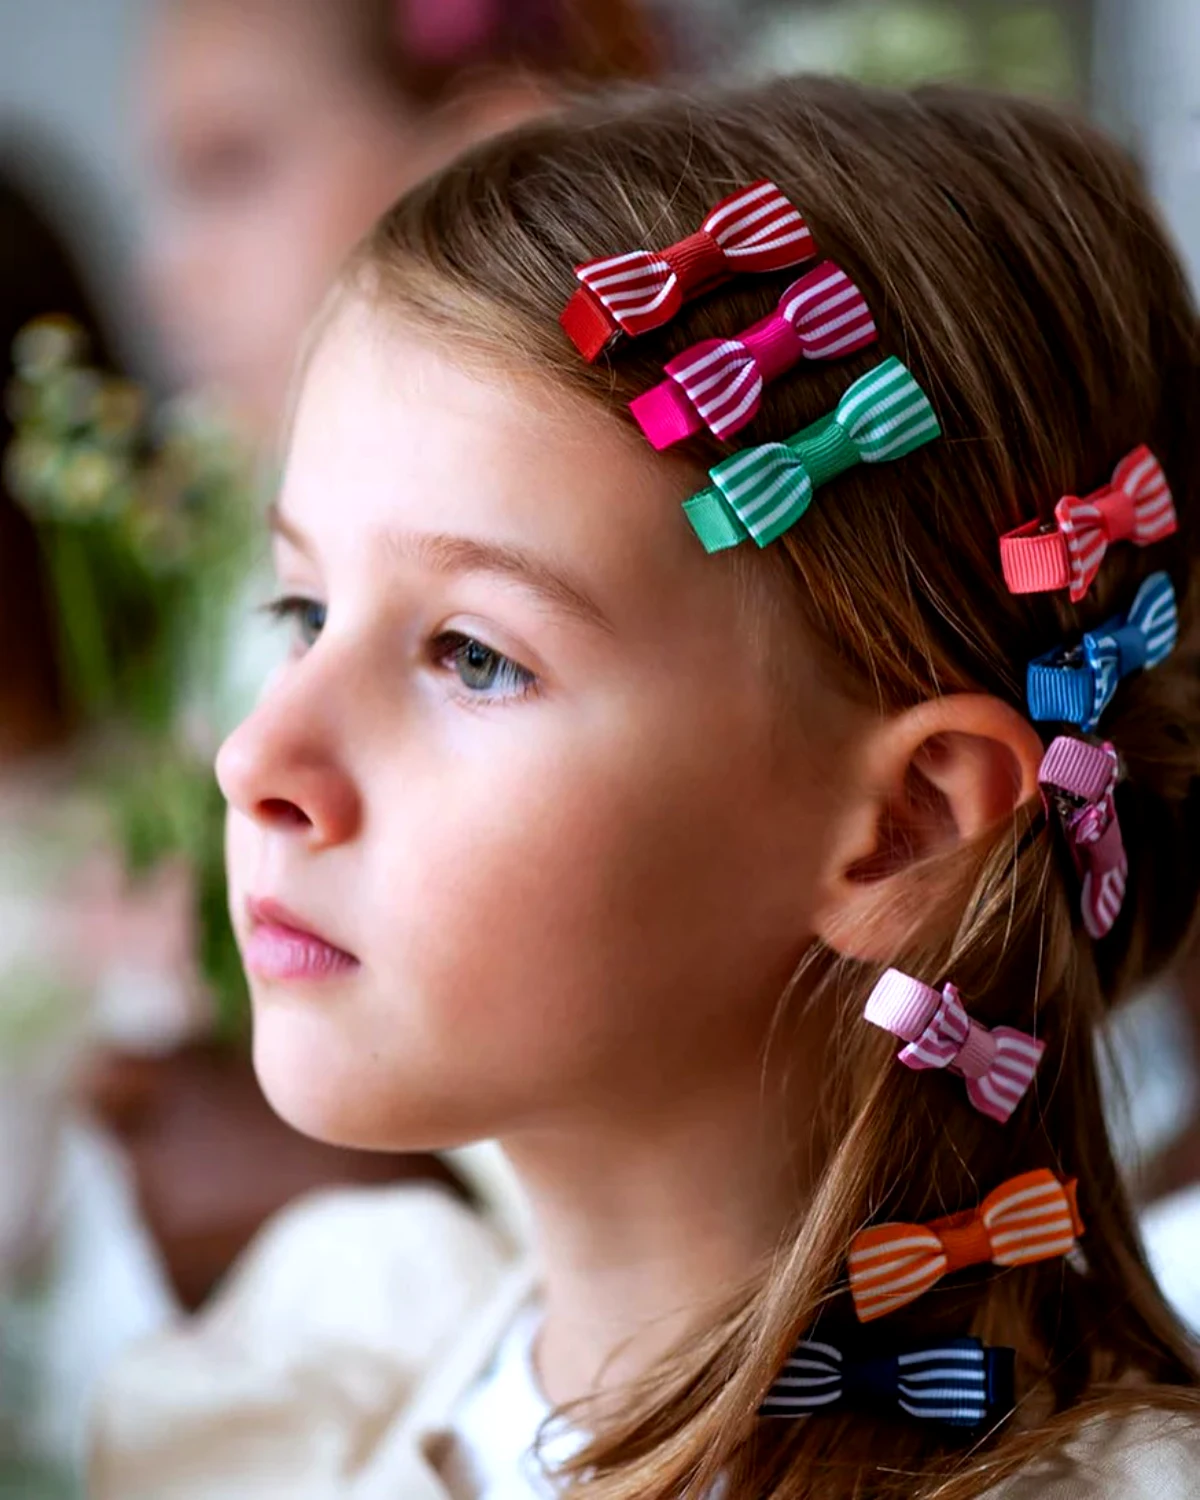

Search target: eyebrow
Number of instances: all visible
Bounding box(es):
[267,502,613,634]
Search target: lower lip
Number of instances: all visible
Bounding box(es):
[244,922,359,982]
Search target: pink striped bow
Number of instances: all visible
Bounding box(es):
[849,1169,1083,1322]
[999,446,1176,603]
[560,180,815,362]
[1038,737,1127,940]
[629,261,877,449]
[864,969,1044,1125]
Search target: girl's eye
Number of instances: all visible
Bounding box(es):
[265,595,326,649]
[433,632,536,701]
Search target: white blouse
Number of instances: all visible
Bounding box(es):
[88,1184,1200,1500]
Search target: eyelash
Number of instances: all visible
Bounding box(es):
[263,596,538,703]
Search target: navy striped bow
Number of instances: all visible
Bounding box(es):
[759,1337,1014,1429]
[1027,570,1178,732]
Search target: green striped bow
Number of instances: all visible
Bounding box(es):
[683,356,941,552]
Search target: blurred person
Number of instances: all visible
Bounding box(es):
[0,159,473,1477]
[140,0,662,444]
[91,75,1200,1500]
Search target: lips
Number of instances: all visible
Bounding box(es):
[244,897,359,982]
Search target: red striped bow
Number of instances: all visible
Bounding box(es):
[629,261,877,449]
[849,1169,1083,1323]
[999,446,1176,603]
[560,180,815,362]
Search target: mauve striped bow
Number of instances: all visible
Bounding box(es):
[560,180,815,361]
[1039,737,1127,940]
[759,1337,1014,1429]
[864,970,1044,1125]
[683,357,940,553]
[849,1169,1084,1324]
[629,261,877,449]
[1000,446,1176,603]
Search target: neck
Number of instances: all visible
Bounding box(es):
[503,1055,811,1410]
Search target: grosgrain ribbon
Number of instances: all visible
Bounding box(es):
[683,357,940,552]
[848,1169,1083,1323]
[561,180,815,361]
[1038,737,1127,939]
[759,1337,1014,1429]
[1000,446,1176,603]
[629,261,877,449]
[1026,571,1178,731]
[864,969,1044,1124]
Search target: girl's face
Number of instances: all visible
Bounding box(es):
[141,1,430,442]
[217,300,865,1151]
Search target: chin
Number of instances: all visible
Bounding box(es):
[247,1004,501,1155]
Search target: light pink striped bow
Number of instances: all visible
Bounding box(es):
[1038,737,1127,939]
[629,261,877,449]
[1000,446,1176,603]
[864,969,1045,1125]
[561,180,815,361]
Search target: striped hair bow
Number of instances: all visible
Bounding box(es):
[759,1337,1014,1430]
[1039,737,1127,939]
[1000,446,1176,603]
[864,969,1044,1125]
[682,357,940,553]
[629,261,877,449]
[849,1169,1083,1323]
[561,180,815,362]
[1026,570,1178,732]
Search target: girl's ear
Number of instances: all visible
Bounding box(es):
[812,695,1044,963]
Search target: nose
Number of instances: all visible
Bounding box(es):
[216,668,362,848]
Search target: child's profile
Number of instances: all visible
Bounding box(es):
[93,73,1200,1500]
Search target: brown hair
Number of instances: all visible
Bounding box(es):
[353,76,1200,1498]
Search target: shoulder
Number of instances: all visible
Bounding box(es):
[984,1408,1200,1500]
[88,1182,515,1500]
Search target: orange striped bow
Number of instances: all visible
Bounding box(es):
[849,1169,1083,1323]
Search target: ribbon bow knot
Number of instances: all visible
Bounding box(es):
[1000,447,1176,603]
[1038,737,1127,939]
[848,1169,1083,1323]
[759,1337,1014,1429]
[683,357,940,552]
[561,180,815,361]
[1027,570,1178,731]
[629,261,877,449]
[864,969,1044,1124]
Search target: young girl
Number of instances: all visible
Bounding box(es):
[93,74,1200,1498]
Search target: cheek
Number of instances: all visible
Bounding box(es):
[356,705,825,1119]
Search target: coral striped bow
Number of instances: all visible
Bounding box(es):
[849,1169,1084,1323]
[683,357,940,552]
[864,970,1044,1124]
[629,261,877,449]
[1000,446,1176,603]
[561,180,815,361]
[1038,737,1127,939]
[759,1337,1014,1429]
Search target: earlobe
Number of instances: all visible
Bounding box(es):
[812,694,1044,963]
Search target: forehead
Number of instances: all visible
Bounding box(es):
[282,295,718,601]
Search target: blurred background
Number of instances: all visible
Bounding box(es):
[1,2,1198,1495]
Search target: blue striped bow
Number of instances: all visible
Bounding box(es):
[1027,571,1178,732]
[759,1337,1014,1429]
[682,356,941,553]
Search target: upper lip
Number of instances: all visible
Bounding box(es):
[246,896,355,958]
